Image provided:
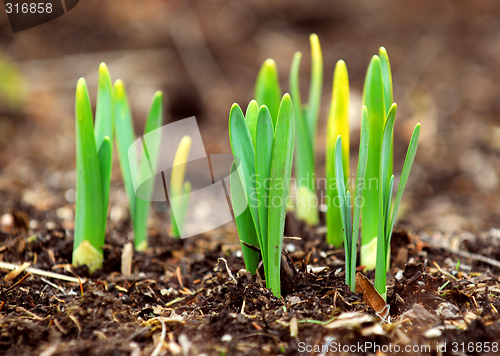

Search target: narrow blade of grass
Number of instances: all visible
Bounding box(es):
[170,135,191,239]
[326,60,350,247]
[388,123,421,237]
[255,59,282,127]
[379,47,394,183]
[361,55,386,270]
[73,78,104,272]
[374,103,396,299]
[134,91,163,250]
[113,80,137,225]
[334,136,349,286]
[267,94,295,297]
[306,34,323,142]
[94,63,113,215]
[97,136,111,214]
[245,100,259,150]
[229,104,261,243]
[350,106,369,290]
[255,105,274,275]
[380,104,397,203]
[289,51,317,225]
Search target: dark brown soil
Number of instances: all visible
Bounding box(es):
[1,220,500,356]
[1,0,500,355]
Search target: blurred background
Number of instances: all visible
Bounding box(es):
[0,0,498,237]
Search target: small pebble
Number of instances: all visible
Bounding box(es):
[56,207,73,221]
[424,327,442,338]
[29,220,39,230]
[285,243,296,253]
[65,188,76,203]
[1,213,14,227]
[110,205,127,224]
[235,250,242,258]
[46,221,56,230]
[221,334,232,342]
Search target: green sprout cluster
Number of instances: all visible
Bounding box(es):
[234,39,420,298]
[229,95,295,298]
[326,49,421,299]
[73,63,163,272]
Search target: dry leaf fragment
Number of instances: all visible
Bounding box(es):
[121,242,133,277]
[355,272,390,321]
[5,262,30,282]
[325,312,374,329]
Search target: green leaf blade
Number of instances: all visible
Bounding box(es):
[306,33,323,142]
[73,78,104,272]
[113,80,137,225]
[326,60,350,247]
[267,94,295,297]
[231,162,260,275]
[94,63,113,216]
[389,123,421,237]
[255,106,274,273]
[361,55,386,269]
[229,104,261,243]
[134,91,164,250]
[245,100,259,150]
[255,59,282,127]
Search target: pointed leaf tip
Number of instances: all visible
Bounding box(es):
[99,62,110,76]
[77,77,87,92]
[263,58,277,69]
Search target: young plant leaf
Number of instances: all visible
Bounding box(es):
[349,106,369,290]
[255,59,281,127]
[255,106,274,275]
[326,60,350,247]
[289,48,318,225]
[113,80,137,225]
[306,33,323,143]
[388,123,421,237]
[170,135,191,239]
[94,63,113,215]
[267,94,295,297]
[97,137,112,210]
[245,100,259,150]
[361,55,386,270]
[374,103,396,299]
[229,104,261,242]
[379,47,394,192]
[73,78,104,272]
[333,136,350,287]
[134,91,163,250]
[230,162,259,275]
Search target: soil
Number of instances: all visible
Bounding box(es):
[1,0,500,355]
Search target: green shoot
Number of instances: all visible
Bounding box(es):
[361,48,394,270]
[73,63,112,273]
[230,161,259,274]
[114,80,163,251]
[289,34,323,225]
[374,104,421,299]
[230,94,295,297]
[332,107,369,291]
[170,136,192,238]
[326,60,350,247]
[255,59,281,126]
